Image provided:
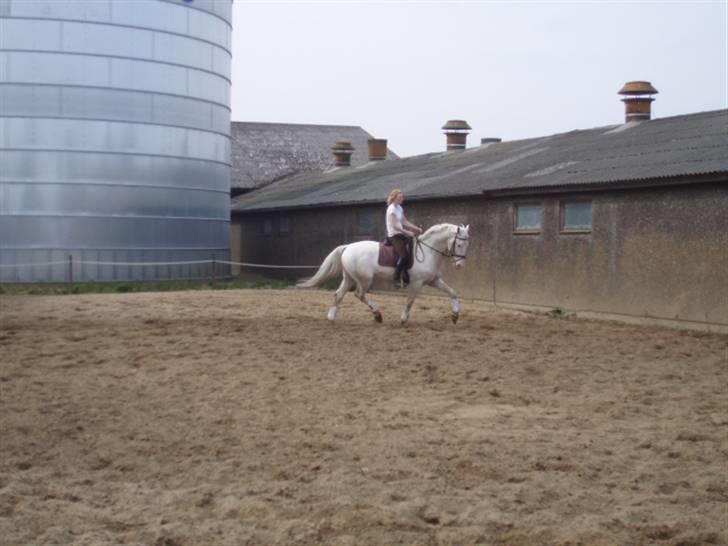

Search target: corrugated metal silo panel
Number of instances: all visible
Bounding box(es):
[0,0,233,282]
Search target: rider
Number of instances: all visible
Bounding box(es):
[385,189,422,287]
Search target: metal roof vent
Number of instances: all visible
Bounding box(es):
[367,138,387,161]
[442,120,471,151]
[618,81,658,123]
[332,141,354,167]
[480,137,502,145]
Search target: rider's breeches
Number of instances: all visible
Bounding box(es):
[388,234,410,281]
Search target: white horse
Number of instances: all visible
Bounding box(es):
[298,223,470,325]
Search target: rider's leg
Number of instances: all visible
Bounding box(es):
[391,236,407,284]
[401,260,410,285]
[394,256,405,283]
[401,236,412,285]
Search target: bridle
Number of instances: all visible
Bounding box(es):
[415,226,469,263]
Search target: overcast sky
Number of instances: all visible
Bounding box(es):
[230,1,728,158]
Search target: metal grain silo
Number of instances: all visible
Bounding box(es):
[0,0,233,282]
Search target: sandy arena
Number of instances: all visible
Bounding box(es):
[1,288,726,546]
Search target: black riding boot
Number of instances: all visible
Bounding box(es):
[394,257,408,288]
[393,257,404,287]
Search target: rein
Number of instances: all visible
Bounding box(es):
[415,227,469,262]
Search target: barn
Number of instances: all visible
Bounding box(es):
[231,89,728,332]
[228,122,398,275]
[230,122,398,196]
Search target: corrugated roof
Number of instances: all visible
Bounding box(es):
[231,121,399,191]
[232,109,728,212]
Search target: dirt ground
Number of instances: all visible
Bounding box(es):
[1,288,726,546]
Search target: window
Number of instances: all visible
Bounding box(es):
[357,212,374,236]
[514,203,542,233]
[561,201,592,232]
[263,218,273,236]
[279,217,290,235]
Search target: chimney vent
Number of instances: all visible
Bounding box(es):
[618,81,658,122]
[442,120,471,151]
[367,138,387,161]
[332,141,354,167]
[480,137,502,145]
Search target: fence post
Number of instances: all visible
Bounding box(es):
[68,254,73,284]
[211,254,216,283]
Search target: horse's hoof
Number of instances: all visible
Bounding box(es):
[373,311,383,323]
[451,313,459,324]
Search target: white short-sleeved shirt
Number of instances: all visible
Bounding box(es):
[386,203,405,237]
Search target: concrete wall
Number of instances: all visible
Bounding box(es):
[232,182,728,328]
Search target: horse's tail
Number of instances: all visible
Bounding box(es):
[297,245,347,288]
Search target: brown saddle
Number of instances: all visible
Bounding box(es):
[377,239,413,269]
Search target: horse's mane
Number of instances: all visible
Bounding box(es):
[420,223,455,242]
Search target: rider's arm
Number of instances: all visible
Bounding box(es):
[402,215,422,235]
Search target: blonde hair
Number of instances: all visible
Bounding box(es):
[386,189,402,205]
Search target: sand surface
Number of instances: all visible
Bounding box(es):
[1,288,727,546]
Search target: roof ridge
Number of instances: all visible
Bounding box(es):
[232,120,365,130]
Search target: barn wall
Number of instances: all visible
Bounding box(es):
[233,182,728,328]
[483,183,728,327]
[236,206,385,282]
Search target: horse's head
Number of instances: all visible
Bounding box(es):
[449,224,470,268]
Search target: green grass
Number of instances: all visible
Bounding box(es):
[547,308,574,319]
[0,277,295,296]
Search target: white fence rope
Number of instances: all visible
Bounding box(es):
[216,260,318,269]
[0,259,319,270]
[76,260,212,267]
[0,261,70,268]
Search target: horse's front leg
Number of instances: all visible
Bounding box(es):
[400,284,421,326]
[431,277,460,324]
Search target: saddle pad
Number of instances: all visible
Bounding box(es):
[378,243,398,268]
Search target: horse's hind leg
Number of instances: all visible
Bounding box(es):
[328,272,354,321]
[354,279,382,323]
